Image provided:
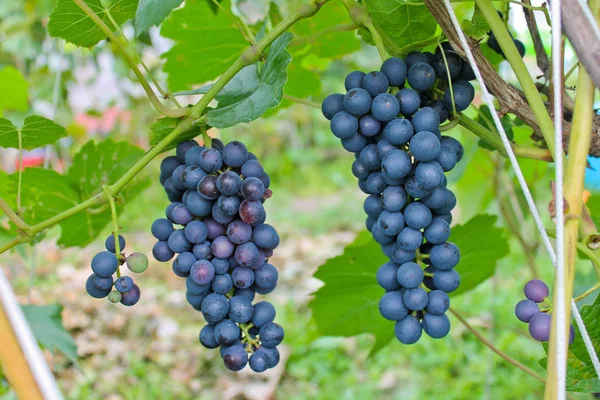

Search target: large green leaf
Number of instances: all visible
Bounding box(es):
[540,294,600,392]
[309,231,395,354]
[135,0,182,35]
[291,1,360,59]
[462,5,489,40]
[0,116,67,150]
[149,117,204,151]
[450,214,510,296]
[362,0,439,55]
[0,66,29,116]
[48,0,138,47]
[22,304,78,364]
[206,32,294,128]
[60,139,149,247]
[161,0,247,90]
[9,168,80,225]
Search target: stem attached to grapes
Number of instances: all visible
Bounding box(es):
[103,186,123,278]
[437,42,457,117]
[450,308,546,383]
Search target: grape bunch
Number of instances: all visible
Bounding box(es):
[152,139,283,372]
[515,279,575,344]
[86,234,149,306]
[321,43,475,344]
[487,11,526,59]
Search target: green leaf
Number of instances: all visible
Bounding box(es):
[450,214,510,296]
[540,294,600,392]
[149,117,204,151]
[48,0,138,47]
[0,66,29,115]
[362,0,438,55]
[161,0,247,90]
[0,116,67,150]
[9,168,80,225]
[206,32,293,128]
[22,304,78,364]
[291,1,360,59]
[309,232,395,354]
[462,5,489,40]
[135,0,182,35]
[60,139,150,247]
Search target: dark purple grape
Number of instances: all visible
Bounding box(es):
[528,312,551,342]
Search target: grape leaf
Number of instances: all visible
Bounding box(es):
[0,116,67,150]
[149,117,204,151]
[450,214,510,296]
[161,0,247,90]
[309,231,395,355]
[0,66,29,115]
[361,0,438,55]
[291,1,360,59]
[8,168,79,226]
[135,0,183,35]
[22,304,78,364]
[462,5,489,40]
[540,294,600,392]
[59,139,150,247]
[206,32,293,128]
[48,0,138,47]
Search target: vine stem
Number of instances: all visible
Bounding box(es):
[0,0,330,255]
[476,0,556,155]
[103,186,122,278]
[458,115,553,162]
[450,308,546,383]
[290,23,359,47]
[438,41,457,117]
[211,0,256,45]
[0,197,29,232]
[283,94,321,109]
[573,282,600,303]
[341,0,387,60]
[545,62,597,399]
[72,0,189,118]
[17,129,23,213]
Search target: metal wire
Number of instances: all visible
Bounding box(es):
[550,0,567,395]
[441,0,600,384]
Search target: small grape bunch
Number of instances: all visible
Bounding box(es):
[86,234,149,306]
[152,139,284,372]
[487,11,526,59]
[515,279,575,344]
[322,42,473,345]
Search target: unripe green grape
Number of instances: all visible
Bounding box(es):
[108,291,122,303]
[127,252,149,273]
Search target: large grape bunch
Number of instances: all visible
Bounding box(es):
[321,43,475,344]
[515,279,575,344]
[152,139,283,372]
[86,233,149,306]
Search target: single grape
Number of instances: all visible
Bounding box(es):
[396,88,421,116]
[120,284,141,306]
[254,264,278,288]
[91,251,119,278]
[528,312,551,342]
[382,186,407,212]
[199,324,220,349]
[214,319,241,346]
[524,279,549,303]
[222,345,248,371]
[436,145,458,172]
[515,299,540,323]
[160,156,181,178]
[364,194,384,218]
[422,313,451,339]
[184,220,208,244]
[403,287,428,310]
[240,177,265,202]
[412,107,441,133]
[443,84,472,112]
[423,218,451,244]
[430,242,460,270]
[85,275,111,299]
[432,52,463,80]
[216,171,242,196]
[251,301,276,328]
[426,290,450,315]
[345,70,366,91]
[377,210,405,236]
[108,291,122,303]
[421,187,454,210]
[371,93,400,122]
[189,260,216,285]
[381,57,407,86]
[343,88,372,117]
[377,261,401,291]
[366,172,387,194]
[186,276,210,296]
[396,228,423,252]
[362,71,389,97]
[198,175,221,200]
[115,276,134,293]
[359,114,381,137]
[152,241,174,262]
[151,218,174,241]
[235,242,260,267]
[171,165,187,190]
[407,62,436,91]
[232,267,255,289]
[404,202,432,230]
[201,293,230,324]
[440,136,464,162]
[379,291,409,321]
[392,247,416,265]
[458,61,476,81]
[410,131,441,162]
[168,229,192,253]
[397,262,424,289]
[222,141,249,167]
[359,144,382,171]
[415,161,444,190]
[259,322,284,348]
[341,132,369,153]
[432,269,460,293]
[228,295,254,323]
[105,234,126,253]
[381,150,412,179]
[91,274,113,291]
[426,99,450,124]
[239,200,266,226]
[241,160,264,179]
[514,39,526,57]
[175,140,198,163]
[183,165,206,190]
[321,93,345,120]
[394,315,423,344]
[404,176,433,199]
[384,118,414,145]
[405,52,429,69]
[216,195,241,216]
[249,350,269,373]
[192,241,213,260]
[170,204,193,226]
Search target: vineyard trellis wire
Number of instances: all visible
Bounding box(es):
[442,1,600,398]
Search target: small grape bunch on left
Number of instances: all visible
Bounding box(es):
[86,234,149,306]
[515,279,575,344]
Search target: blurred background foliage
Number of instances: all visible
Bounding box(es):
[0,0,598,399]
